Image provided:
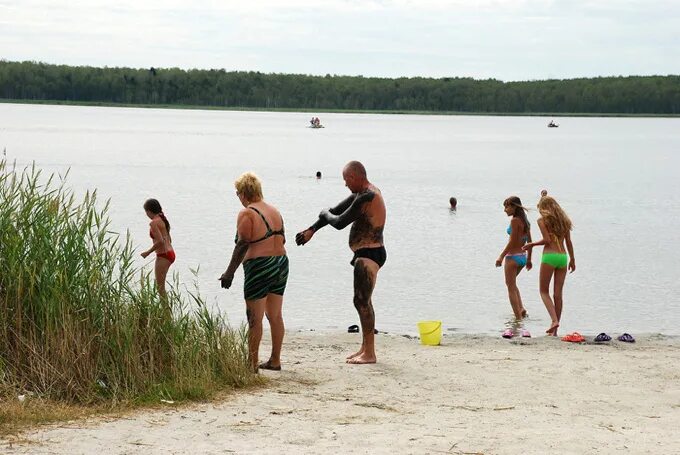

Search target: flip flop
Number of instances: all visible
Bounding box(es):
[521,329,531,338]
[561,332,585,343]
[502,328,514,339]
[594,332,612,342]
[258,360,281,371]
[347,324,359,333]
[617,333,635,343]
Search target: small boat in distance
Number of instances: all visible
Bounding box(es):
[309,116,324,128]
[548,120,559,128]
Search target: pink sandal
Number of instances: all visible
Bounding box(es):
[502,328,514,339]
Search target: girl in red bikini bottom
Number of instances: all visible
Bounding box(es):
[141,198,175,299]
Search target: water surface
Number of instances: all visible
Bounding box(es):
[1,103,679,336]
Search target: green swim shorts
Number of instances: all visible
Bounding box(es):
[541,252,568,269]
[243,255,289,301]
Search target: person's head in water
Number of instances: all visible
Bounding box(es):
[234,172,263,207]
[143,198,170,231]
[503,196,529,233]
[541,189,548,197]
[342,161,368,193]
[449,197,457,209]
[316,171,322,179]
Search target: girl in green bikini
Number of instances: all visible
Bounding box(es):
[523,196,575,336]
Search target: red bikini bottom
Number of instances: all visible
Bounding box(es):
[157,250,176,264]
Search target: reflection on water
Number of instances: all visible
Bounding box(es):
[2,103,680,335]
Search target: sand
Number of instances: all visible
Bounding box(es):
[4,331,680,454]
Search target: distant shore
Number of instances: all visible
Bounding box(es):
[5,331,680,454]
[2,99,679,118]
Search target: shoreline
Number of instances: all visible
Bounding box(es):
[5,330,680,454]
[280,326,680,340]
[2,99,680,118]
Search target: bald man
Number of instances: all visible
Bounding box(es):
[296,161,387,364]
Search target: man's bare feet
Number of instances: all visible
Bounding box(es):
[546,322,559,335]
[521,309,528,318]
[346,353,376,364]
[346,348,364,360]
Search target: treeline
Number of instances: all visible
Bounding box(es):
[1,60,679,114]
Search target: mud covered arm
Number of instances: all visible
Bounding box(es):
[320,191,375,230]
[296,193,369,245]
[220,239,249,289]
[307,193,356,232]
[219,211,252,289]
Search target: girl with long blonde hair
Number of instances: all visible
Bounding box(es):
[523,196,575,336]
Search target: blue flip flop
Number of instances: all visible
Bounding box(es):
[617,333,635,343]
[594,332,612,342]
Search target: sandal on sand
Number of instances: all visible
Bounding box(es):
[594,332,612,342]
[521,329,531,338]
[502,328,514,339]
[258,360,281,371]
[561,332,585,343]
[347,324,359,333]
[617,333,636,343]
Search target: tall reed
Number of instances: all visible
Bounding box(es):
[0,161,255,404]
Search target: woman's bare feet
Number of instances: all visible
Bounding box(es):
[545,322,559,336]
[521,309,528,318]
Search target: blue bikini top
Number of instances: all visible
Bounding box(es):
[507,225,529,243]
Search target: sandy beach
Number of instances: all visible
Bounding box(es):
[4,331,680,454]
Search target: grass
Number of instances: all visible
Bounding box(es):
[0,160,260,435]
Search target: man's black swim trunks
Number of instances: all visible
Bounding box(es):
[350,246,387,268]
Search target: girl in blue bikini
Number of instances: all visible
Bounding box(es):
[522,196,575,336]
[496,196,533,321]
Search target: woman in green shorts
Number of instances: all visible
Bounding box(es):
[220,172,289,372]
[523,196,575,336]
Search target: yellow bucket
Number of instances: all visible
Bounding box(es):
[417,320,442,346]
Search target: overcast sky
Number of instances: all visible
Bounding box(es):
[1,0,678,81]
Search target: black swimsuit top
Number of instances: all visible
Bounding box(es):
[235,206,285,244]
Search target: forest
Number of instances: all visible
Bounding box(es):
[1,60,679,114]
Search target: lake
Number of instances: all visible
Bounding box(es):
[1,103,679,336]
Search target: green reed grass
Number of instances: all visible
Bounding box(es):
[0,160,256,405]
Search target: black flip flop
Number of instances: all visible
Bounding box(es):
[347,324,359,333]
[594,332,612,342]
[617,333,635,343]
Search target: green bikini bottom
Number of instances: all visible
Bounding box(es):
[541,252,568,269]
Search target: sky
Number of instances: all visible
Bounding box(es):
[1,0,678,81]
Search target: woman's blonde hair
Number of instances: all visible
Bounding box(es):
[234,172,263,201]
[537,196,572,240]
